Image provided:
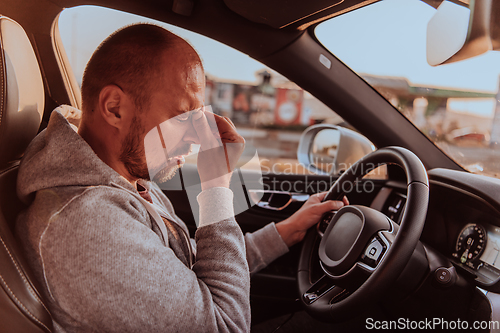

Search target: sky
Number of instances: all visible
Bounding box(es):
[59,0,500,94]
[317,0,500,93]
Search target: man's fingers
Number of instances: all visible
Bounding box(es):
[313,200,344,215]
[204,109,221,137]
[193,111,243,147]
[314,191,329,201]
[213,114,244,143]
[314,193,348,213]
[223,116,237,130]
[192,109,246,184]
[192,111,221,149]
[324,200,345,211]
[314,192,348,206]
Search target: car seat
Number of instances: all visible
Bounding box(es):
[0,16,53,332]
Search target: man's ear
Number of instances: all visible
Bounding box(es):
[98,85,132,130]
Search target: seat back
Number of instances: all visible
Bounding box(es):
[0,16,53,333]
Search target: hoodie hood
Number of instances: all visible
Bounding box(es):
[17,105,136,204]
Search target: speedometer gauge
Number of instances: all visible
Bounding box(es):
[454,223,487,265]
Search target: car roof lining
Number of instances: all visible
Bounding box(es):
[48,0,304,59]
[221,0,378,30]
[41,0,468,57]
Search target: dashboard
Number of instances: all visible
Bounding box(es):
[300,166,500,322]
[451,222,500,284]
[371,168,500,291]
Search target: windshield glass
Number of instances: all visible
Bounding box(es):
[316,0,500,178]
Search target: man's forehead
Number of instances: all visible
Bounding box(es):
[156,57,204,90]
[159,41,203,69]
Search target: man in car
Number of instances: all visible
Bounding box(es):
[16,23,346,332]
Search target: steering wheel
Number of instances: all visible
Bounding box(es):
[297,146,429,322]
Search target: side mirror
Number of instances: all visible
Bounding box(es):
[427,0,500,66]
[297,124,375,175]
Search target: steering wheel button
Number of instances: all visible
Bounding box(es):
[303,293,318,304]
[360,237,387,268]
[364,239,384,261]
[435,267,452,284]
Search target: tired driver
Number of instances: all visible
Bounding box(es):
[16,24,346,332]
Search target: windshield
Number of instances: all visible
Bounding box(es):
[316,0,500,178]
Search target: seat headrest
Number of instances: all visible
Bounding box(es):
[0,16,44,167]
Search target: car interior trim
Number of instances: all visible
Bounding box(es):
[49,15,81,109]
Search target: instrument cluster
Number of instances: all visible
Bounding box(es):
[452,223,500,283]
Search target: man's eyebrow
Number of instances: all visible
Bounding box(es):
[173,107,203,117]
[171,110,191,120]
[173,109,198,121]
[173,109,188,116]
[178,106,201,113]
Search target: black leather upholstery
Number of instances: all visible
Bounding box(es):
[0,16,53,332]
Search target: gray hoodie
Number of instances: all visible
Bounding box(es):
[16,106,289,333]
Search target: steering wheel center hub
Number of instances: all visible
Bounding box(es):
[325,211,363,261]
[319,206,392,276]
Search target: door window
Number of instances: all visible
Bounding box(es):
[57,6,348,176]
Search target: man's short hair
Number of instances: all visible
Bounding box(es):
[81,24,183,113]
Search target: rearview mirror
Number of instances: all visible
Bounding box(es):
[427,0,500,66]
[297,124,375,175]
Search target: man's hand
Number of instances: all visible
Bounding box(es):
[192,109,245,191]
[275,192,349,247]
